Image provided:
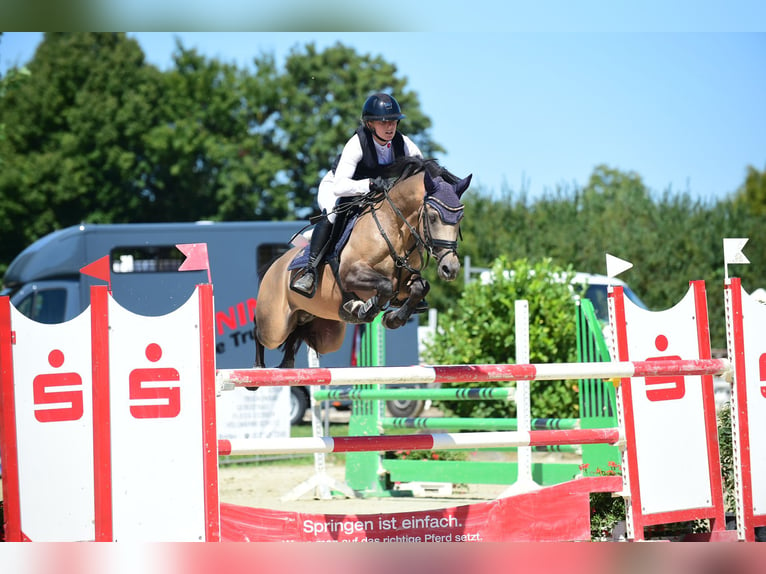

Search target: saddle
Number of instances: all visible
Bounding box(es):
[287,212,360,273]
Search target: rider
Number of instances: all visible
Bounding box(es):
[291,92,423,297]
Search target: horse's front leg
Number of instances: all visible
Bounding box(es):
[382,276,430,329]
[339,264,393,323]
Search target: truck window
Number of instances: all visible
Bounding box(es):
[110,246,185,273]
[257,243,292,275]
[16,289,67,324]
[584,285,610,323]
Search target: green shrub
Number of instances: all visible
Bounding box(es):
[423,256,579,419]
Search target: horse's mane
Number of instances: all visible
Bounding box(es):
[379,156,462,185]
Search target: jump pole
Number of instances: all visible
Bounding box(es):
[217,359,731,390]
[217,427,622,456]
[313,387,517,402]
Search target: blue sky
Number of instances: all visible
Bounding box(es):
[1,30,764,202]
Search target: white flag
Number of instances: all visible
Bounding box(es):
[723,238,750,265]
[605,253,633,278]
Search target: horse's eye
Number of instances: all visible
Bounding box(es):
[429,211,438,224]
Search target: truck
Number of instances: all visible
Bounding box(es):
[0,221,422,423]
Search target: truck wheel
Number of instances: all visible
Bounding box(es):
[290,387,309,425]
[386,399,425,418]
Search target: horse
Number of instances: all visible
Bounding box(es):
[253,156,472,369]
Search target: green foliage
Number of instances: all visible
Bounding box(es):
[244,41,439,220]
[383,449,467,462]
[0,33,439,275]
[423,256,579,419]
[0,33,163,269]
[581,463,625,541]
[733,164,766,217]
[425,163,766,350]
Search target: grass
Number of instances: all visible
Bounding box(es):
[290,420,349,438]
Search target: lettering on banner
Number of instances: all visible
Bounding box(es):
[644,335,685,402]
[299,513,482,542]
[33,349,83,422]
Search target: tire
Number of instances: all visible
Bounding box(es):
[386,398,425,418]
[290,387,309,425]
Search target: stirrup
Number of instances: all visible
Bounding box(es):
[290,268,317,297]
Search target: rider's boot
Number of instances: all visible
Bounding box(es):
[291,216,333,297]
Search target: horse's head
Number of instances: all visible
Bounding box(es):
[422,169,472,281]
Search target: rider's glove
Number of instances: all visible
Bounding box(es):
[369,177,388,193]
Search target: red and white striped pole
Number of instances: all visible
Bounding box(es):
[218,427,621,456]
[216,359,731,390]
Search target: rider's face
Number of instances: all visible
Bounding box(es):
[369,119,398,142]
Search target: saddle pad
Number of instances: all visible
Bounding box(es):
[287,213,359,271]
[287,246,310,270]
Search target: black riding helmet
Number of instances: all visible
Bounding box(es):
[361,93,405,122]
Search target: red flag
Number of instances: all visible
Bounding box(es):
[80,255,111,290]
[176,243,212,284]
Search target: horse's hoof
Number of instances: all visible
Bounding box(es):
[383,317,404,330]
[413,299,429,314]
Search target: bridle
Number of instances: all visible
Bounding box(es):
[369,187,463,276]
[422,197,463,267]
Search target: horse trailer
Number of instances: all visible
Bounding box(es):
[1,222,422,423]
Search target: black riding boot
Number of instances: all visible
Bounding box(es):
[291,215,333,297]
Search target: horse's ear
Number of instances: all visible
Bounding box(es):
[423,169,436,194]
[456,174,472,198]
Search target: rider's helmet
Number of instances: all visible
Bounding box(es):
[361,93,405,122]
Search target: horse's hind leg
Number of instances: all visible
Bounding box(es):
[248,322,266,391]
[279,328,304,368]
[254,332,266,368]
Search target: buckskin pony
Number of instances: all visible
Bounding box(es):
[254,156,471,368]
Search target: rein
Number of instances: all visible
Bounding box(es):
[370,191,425,275]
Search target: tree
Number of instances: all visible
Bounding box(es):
[245,41,441,219]
[138,43,264,221]
[0,34,440,272]
[733,164,766,216]
[0,32,31,167]
[423,163,766,349]
[0,33,162,269]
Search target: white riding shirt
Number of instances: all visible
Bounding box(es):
[318,132,422,222]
